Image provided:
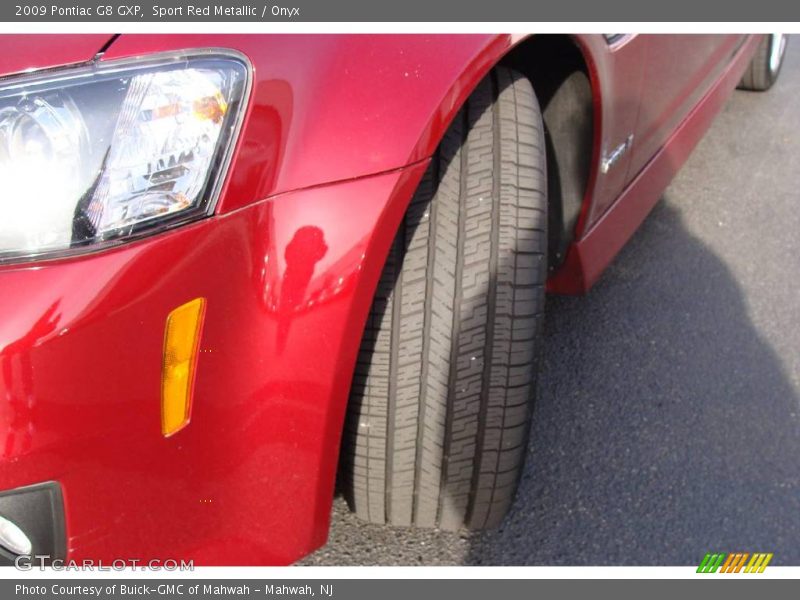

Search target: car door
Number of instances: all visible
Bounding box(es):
[627,34,747,179]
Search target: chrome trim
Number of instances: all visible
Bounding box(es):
[605,34,638,51]
[601,134,634,174]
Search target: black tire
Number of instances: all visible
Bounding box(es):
[340,66,547,531]
[739,34,788,91]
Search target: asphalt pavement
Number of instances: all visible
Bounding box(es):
[300,39,800,566]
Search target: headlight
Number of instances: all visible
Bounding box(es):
[0,50,250,263]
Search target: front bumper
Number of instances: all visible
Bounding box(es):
[0,162,427,565]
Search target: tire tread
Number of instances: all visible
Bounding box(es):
[341,66,546,530]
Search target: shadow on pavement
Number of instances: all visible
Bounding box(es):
[465,198,800,565]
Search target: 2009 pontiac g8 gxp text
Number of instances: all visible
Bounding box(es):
[0,33,787,565]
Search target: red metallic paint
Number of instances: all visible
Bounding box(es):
[548,35,760,294]
[0,34,761,564]
[568,34,646,233]
[0,34,113,78]
[0,160,428,564]
[628,35,745,180]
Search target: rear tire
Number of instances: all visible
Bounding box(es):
[739,34,788,91]
[340,66,547,531]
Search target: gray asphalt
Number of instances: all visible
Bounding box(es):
[300,40,800,566]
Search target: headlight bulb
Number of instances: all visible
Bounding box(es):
[0,94,87,253]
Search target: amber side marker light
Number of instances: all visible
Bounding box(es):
[161,298,206,437]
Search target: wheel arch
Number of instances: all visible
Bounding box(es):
[331,33,604,514]
[382,34,603,283]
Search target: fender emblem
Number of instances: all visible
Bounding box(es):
[600,134,634,174]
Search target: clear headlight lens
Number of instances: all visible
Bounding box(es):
[0,51,249,263]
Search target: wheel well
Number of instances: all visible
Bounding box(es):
[500,35,595,272]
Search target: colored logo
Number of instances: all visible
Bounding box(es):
[697,553,773,573]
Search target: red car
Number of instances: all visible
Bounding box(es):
[0,33,787,566]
